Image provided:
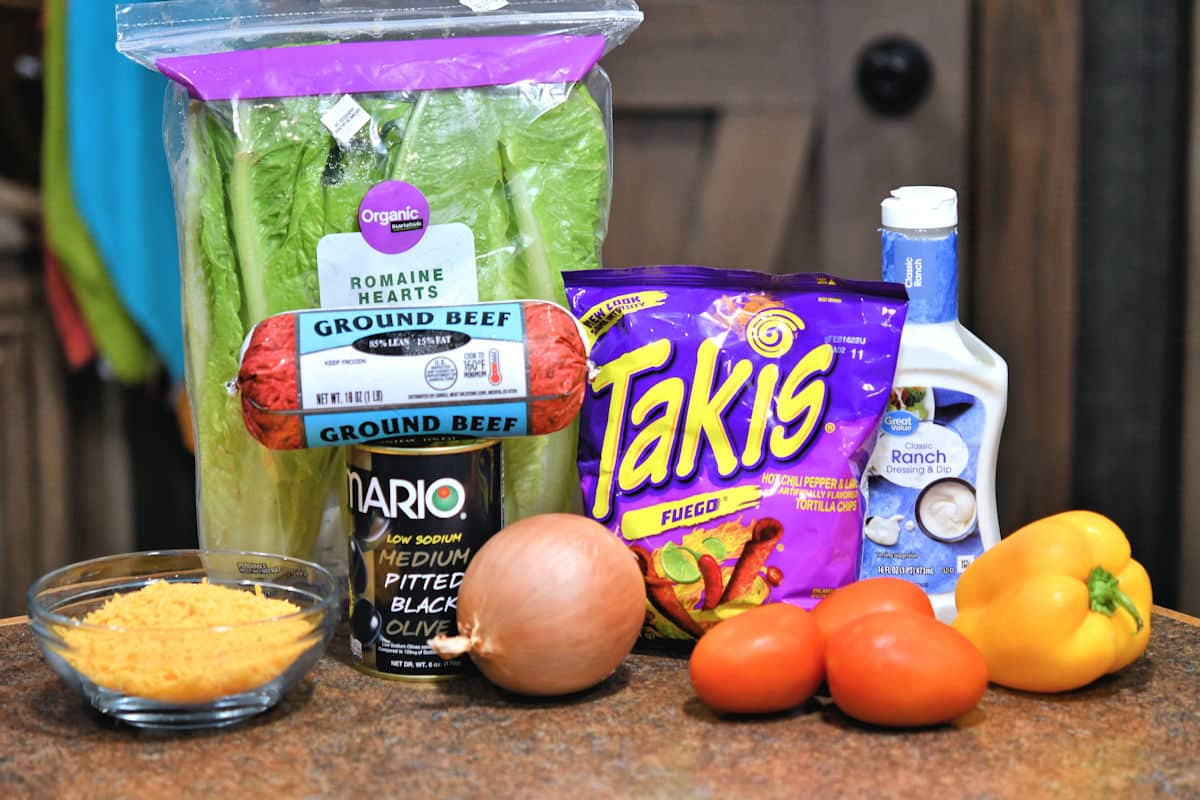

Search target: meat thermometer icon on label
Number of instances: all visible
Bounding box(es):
[488,349,502,385]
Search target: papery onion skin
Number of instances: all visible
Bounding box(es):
[430,513,645,696]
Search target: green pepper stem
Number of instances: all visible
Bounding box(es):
[1087,566,1145,633]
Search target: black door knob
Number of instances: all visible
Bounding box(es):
[856,36,933,117]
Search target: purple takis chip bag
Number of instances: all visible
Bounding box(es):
[564,266,907,648]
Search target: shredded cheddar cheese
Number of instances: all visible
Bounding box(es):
[58,580,315,704]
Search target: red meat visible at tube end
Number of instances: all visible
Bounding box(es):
[525,302,589,435]
[238,314,304,450]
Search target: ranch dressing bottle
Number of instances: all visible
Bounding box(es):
[860,186,1008,621]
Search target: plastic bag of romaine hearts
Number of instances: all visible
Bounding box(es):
[564,266,908,651]
[115,1,642,579]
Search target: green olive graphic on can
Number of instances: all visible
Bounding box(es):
[346,440,502,680]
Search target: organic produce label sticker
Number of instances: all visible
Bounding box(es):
[318,181,478,307]
[358,181,431,255]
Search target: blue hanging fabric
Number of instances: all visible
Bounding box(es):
[66,0,184,379]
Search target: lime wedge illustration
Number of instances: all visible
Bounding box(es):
[702,537,727,561]
[660,543,701,584]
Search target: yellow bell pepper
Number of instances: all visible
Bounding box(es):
[953,510,1151,693]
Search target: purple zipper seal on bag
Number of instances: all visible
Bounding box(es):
[156,35,607,100]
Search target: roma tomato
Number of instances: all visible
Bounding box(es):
[688,603,824,715]
[811,577,933,642]
[825,610,987,727]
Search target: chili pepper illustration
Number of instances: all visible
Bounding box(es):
[764,565,784,587]
[720,517,784,604]
[698,554,724,611]
[630,545,706,637]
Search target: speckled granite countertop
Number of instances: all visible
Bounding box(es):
[1,610,1198,799]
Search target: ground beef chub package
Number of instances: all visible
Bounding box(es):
[116,1,642,569]
[235,301,589,449]
[564,267,908,649]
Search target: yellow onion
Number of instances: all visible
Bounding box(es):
[429,513,645,696]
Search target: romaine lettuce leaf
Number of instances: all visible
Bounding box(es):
[324,95,413,233]
[499,84,609,301]
[386,90,522,301]
[495,84,608,518]
[186,99,341,557]
[228,97,329,320]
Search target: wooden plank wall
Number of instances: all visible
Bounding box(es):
[602,1,819,271]
[1075,1,1189,611]
[975,0,1192,611]
[973,0,1080,535]
[603,0,969,280]
[1183,4,1200,616]
[819,2,970,282]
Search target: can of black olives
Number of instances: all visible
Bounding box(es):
[346,440,503,680]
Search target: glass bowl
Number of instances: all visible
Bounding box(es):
[27,549,338,730]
